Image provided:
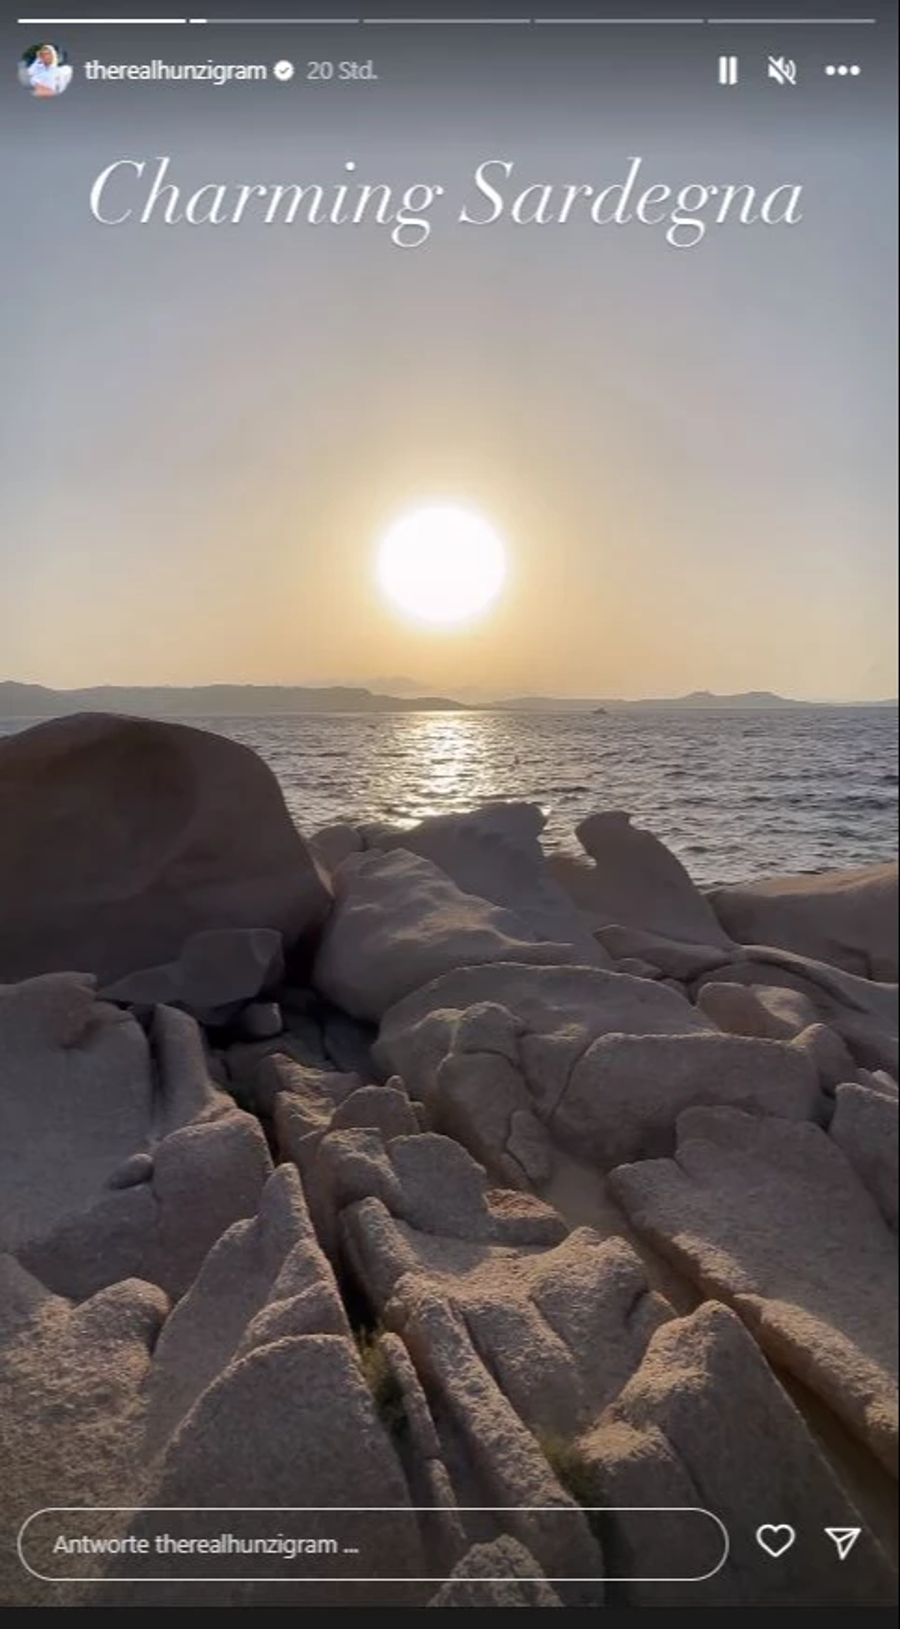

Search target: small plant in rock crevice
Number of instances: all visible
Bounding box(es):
[356,1325,409,1443]
[538,1430,598,1509]
[537,1429,619,1557]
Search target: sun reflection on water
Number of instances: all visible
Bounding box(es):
[397,713,495,823]
[113,706,900,886]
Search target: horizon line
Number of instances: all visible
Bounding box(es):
[2,677,897,709]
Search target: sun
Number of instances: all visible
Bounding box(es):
[376,504,508,626]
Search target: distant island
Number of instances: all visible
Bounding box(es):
[493,689,898,713]
[1,680,896,720]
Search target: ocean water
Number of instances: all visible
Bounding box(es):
[2,706,896,887]
[163,706,900,888]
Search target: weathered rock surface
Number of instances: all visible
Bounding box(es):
[312,1125,565,1268]
[693,948,899,1077]
[376,961,822,1169]
[549,810,733,946]
[379,1278,605,1591]
[830,1081,899,1230]
[790,1020,861,1093]
[1,976,271,1300]
[240,1050,365,1122]
[377,961,712,1097]
[21,1104,272,1302]
[610,1108,899,1471]
[150,1002,225,1134]
[346,1200,669,1442]
[549,1031,823,1165]
[588,928,899,1082]
[365,802,601,957]
[0,713,330,984]
[0,1258,168,1606]
[308,1079,664,1453]
[144,1163,347,1451]
[697,980,821,1040]
[269,1072,639,1594]
[2,765,897,1609]
[376,1330,467,1572]
[330,1081,423,1137]
[102,927,284,1024]
[0,974,154,1254]
[139,1334,426,1588]
[708,861,899,982]
[109,1151,155,1189]
[578,1301,895,1605]
[856,1066,899,1099]
[140,1109,273,1299]
[593,924,730,981]
[225,1032,332,1101]
[314,849,589,1022]
[428,1537,564,1607]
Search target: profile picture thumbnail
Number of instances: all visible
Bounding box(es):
[18,42,73,98]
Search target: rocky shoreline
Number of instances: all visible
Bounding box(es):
[1,713,897,1607]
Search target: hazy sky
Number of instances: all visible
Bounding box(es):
[1,4,897,700]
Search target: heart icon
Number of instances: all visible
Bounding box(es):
[756,1524,797,1559]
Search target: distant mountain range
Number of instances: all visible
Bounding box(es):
[0,681,460,719]
[493,689,898,713]
[1,680,896,720]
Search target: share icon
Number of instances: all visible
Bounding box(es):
[825,1527,862,1562]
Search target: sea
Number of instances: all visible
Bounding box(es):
[2,706,897,888]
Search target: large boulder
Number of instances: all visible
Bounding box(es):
[0,714,330,984]
[376,961,714,1106]
[708,861,899,982]
[363,802,600,956]
[374,961,821,1169]
[548,811,733,947]
[313,848,588,1023]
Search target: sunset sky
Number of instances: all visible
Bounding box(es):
[1,6,896,701]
